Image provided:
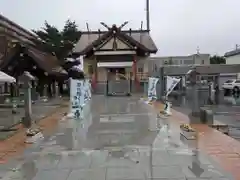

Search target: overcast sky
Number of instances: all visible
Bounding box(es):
[1,0,240,56]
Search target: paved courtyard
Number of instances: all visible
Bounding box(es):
[0,98,66,140]
[0,95,235,180]
[169,91,240,141]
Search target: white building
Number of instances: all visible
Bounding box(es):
[224,48,240,78]
[137,53,210,73]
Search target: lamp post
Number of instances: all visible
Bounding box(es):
[19,71,38,136]
[187,68,200,117]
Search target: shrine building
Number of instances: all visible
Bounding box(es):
[72,22,158,94]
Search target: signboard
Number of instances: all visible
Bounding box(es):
[166,76,181,97]
[147,77,159,101]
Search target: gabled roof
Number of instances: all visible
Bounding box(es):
[0,43,66,75]
[0,43,21,69]
[0,14,38,41]
[73,24,158,56]
[224,49,240,57]
[27,47,67,75]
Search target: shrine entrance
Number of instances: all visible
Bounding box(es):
[107,67,131,96]
[108,68,126,80]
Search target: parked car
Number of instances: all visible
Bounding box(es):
[222,79,240,95]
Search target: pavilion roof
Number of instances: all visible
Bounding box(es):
[0,43,67,76]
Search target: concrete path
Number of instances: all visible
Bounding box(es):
[0,96,234,180]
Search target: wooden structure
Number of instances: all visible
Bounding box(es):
[0,43,66,96]
[0,14,67,97]
[0,14,37,61]
[72,22,157,94]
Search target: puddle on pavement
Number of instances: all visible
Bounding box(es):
[169,91,240,142]
[31,97,191,154]
[171,90,240,110]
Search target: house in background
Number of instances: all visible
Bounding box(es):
[146,54,210,73]
[224,46,240,78]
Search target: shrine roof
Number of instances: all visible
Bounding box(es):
[73,24,158,56]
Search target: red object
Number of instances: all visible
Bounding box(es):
[132,57,140,89]
[91,73,97,89]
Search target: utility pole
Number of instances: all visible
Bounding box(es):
[146,0,150,31]
[235,44,239,50]
[196,46,200,54]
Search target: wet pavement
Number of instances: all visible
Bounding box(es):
[0,98,66,140]
[0,98,65,129]
[0,95,235,180]
[169,90,240,141]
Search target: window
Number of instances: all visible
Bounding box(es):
[184,60,193,65]
[164,61,168,65]
[235,80,240,83]
[138,67,144,73]
[154,64,157,72]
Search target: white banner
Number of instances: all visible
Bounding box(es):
[166,76,181,97]
[70,77,92,119]
[83,79,92,104]
[148,77,159,101]
[87,79,92,100]
[67,56,84,72]
[76,56,84,71]
[70,78,84,119]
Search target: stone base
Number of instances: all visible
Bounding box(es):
[26,128,40,136]
[180,129,197,140]
[25,132,44,144]
[160,111,171,116]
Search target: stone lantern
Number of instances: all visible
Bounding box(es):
[186,68,200,117]
[19,71,36,132]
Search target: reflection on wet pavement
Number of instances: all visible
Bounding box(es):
[169,91,240,141]
[1,96,235,180]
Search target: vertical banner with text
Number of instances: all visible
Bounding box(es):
[166,76,181,97]
[70,78,84,119]
[87,79,92,100]
[148,77,159,101]
[83,79,92,104]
